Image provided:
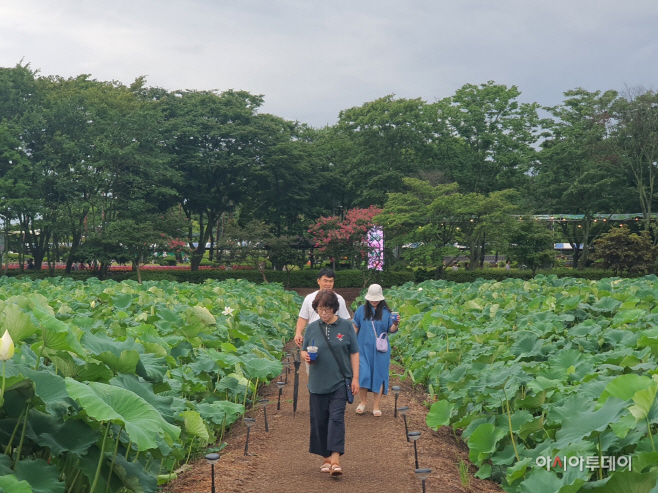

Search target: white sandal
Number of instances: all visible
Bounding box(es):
[355,403,366,414]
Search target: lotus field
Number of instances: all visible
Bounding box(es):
[0,277,299,492]
[388,276,658,493]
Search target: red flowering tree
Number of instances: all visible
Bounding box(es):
[308,206,383,270]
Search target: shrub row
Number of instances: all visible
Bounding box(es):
[440,268,642,283]
[4,267,639,286]
[2,269,415,288]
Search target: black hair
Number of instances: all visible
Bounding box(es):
[312,289,340,313]
[317,268,336,280]
[364,300,390,321]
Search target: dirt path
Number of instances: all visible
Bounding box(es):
[164,288,503,492]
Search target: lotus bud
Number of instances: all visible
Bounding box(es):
[0,331,14,361]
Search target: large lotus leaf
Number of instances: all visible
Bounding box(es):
[1,304,38,343]
[510,332,543,358]
[188,351,219,374]
[0,454,11,474]
[156,307,183,324]
[495,409,534,433]
[187,305,216,326]
[109,374,176,423]
[591,297,622,313]
[518,469,586,493]
[65,378,180,451]
[81,333,141,356]
[15,459,64,493]
[110,455,157,493]
[135,353,167,383]
[629,381,658,422]
[27,410,98,456]
[31,305,84,356]
[599,374,654,404]
[467,423,506,465]
[196,401,245,427]
[555,397,628,447]
[112,294,133,311]
[582,470,658,493]
[612,308,646,326]
[170,340,193,362]
[215,376,246,395]
[242,357,282,380]
[180,410,209,442]
[22,368,73,416]
[0,475,33,493]
[506,457,532,485]
[426,400,455,430]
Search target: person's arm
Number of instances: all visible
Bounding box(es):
[350,352,360,395]
[353,323,359,335]
[389,319,400,333]
[337,297,351,321]
[387,308,400,333]
[295,317,308,347]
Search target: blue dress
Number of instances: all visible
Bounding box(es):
[353,304,394,395]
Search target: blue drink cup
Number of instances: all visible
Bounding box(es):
[307,346,318,363]
[391,312,400,324]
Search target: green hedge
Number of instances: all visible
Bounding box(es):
[440,268,642,284]
[2,269,415,288]
[5,267,638,286]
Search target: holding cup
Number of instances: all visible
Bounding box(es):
[391,311,400,324]
[307,345,318,363]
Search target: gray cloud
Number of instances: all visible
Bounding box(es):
[1,0,657,127]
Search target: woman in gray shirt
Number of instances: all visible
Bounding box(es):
[301,289,359,477]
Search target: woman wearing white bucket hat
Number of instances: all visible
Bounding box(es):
[352,284,400,416]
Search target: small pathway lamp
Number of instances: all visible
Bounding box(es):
[276,381,286,410]
[392,386,401,417]
[408,432,421,469]
[258,399,269,432]
[243,418,256,456]
[283,361,290,384]
[398,406,410,442]
[204,453,220,493]
[415,468,431,493]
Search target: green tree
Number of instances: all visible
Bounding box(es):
[335,95,434,206]
[535,88,629,268]
[164,89,263,270]
[434,81,540,194]
[591,225,655,274]
[505,220,556,274]
[378,179,461,279]
[612,88,658,241]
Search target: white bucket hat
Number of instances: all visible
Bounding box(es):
[365,284,385,302]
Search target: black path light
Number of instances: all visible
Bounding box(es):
[259,399,269,432]
[408,432,421,469]
[243,418,256,456]
[414,468,431,493]
[283,361,290,384]
[276,381,286,410]
[398,406,410,442]
[392,386,401,417]
[205,453,220,493]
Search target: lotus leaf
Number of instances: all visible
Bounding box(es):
[65,378,181,451]
[15,459,64,493]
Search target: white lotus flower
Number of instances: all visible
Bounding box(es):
[0,331,14,361]
[90,300,96,308]
[418,287,423,291]
[222,306,234,316]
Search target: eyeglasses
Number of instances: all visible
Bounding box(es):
[316,306,333,313]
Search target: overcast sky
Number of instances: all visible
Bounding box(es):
[1,1,657,127]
